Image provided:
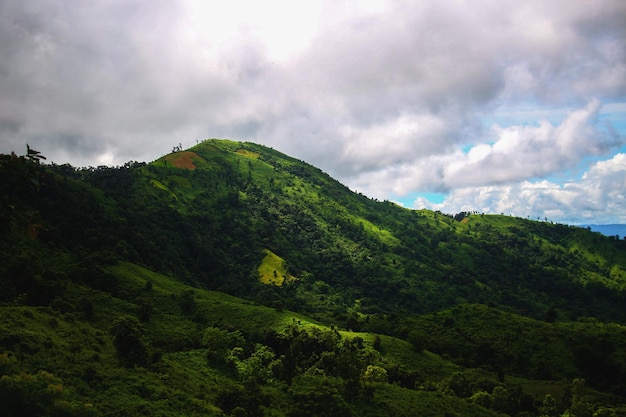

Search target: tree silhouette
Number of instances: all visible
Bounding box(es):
[110,315,148,367]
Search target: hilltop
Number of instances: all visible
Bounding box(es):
[1,139,625,416]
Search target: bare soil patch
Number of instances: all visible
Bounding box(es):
[164,151,202,170]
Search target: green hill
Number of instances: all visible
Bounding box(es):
[1,139,625,416]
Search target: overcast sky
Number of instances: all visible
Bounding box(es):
[1,0,625,224]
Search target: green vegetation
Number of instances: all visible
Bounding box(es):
[1,140,626,416]
[258,249,296,286]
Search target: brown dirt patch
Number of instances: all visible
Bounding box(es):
[164,151,201,170]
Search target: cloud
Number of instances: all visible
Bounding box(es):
[339,113,451,171]
[1,0,625,222]
[444,99,617,187]
[415,153,626,224]
[347,100,624,196]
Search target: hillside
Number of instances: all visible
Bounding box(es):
[1,139,626,416]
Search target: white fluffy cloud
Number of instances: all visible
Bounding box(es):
[348,99,620,192]
[1,0,625,222]
[444,99,614,187]
[415,153,626,224]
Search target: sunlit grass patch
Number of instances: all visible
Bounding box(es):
[257,249,296,286]
[150,179,169,192]
[150,179,178,199]
[361,218,400,246]
[236,148,261,159]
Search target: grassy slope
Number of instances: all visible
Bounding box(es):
[4,258,623,415]
[1,261,504,417]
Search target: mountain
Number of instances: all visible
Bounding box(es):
[1,139,626,416]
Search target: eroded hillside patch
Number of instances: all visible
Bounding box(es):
[162,151,204,170]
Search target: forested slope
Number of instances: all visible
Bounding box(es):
[1,140,625,416]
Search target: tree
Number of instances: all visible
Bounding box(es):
[566,378,592,417]
[110,315,148,367]
[469,391,493,409]
[406,330,426,352]
[438,371,471,398]
[362,365,388,384]
[78,297,94,320]
[540,394,560,417]
[178,289,196,315]
[202,326,243,366]
[137,300,154,322]
[372,335,382,352]
[0,370,69,417]
[491,385,513,415]
[287,375,353,417]
[25,144,46,163]
[232,343,282,385]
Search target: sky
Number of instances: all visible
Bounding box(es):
[1,0,625,224]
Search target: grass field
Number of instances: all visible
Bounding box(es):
[257,249,297,286]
